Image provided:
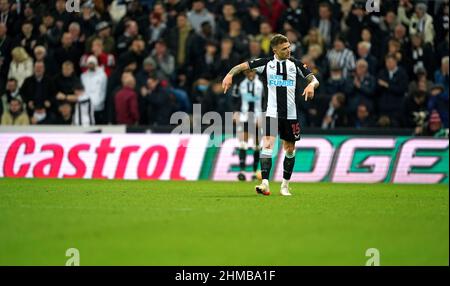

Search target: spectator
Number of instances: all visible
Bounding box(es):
[52,0,74,28]
[187,0,215,34]
[1,78,23,112]
[428,84,449,129]
[0,0,19,36]
[422,110,447,137]
[434,56,449,95]
[402,90,428,134]
[1,98,29,125]
[356,41,378,76]
[321,92,347,129]
[54,101,73,125]
[305,43,327,73]
[80,37,116,77]
[20,61,55,117]
[258,0,286,31]
[141,74,178,125]
[150,39,175,80]
[350,102,375,129]
[324,65,352,98]
[434,1,449,45]
[326,36,356,78]
[202,79,230,116]
[114,72,139,125]
[242,4,264,36]
[348,59,376,114]
[68,22,85,50]
[302,27,325,54]
[188,21,214,70]
[81,55,107,124]
[191,77,210,105]
[14,20,38,56]
[146,11,167,49]
[398,2,435,45]
[31,103,55,125]
[8,47,33,88]
[248,38,266,60]
[385,38,405,67]
[279,0,309,36]
[377,55,409,126]
[78,1,97,39]
[216,37,240,78]
[136,56,164,89]
[408,68,433,95]
[193,39,219,80]
[285,29,302,59]
[165,13,195,68]
[0,23,12,90]
[33,45,57,76]
[216,2,236,38]
[226,19,249,57]
[54,32,83,74]
[256,21,274,56]
[406,33,434,80]
[116,20,139,55]
[166,0,189,26]
[345,2,373,51]
[72,82,95,126]
[86,21,115,54]
[379,10,399,36]
[311,2,339,47]
[118,37,146,71]
[54,61,81,108]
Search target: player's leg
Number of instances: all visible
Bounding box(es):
[280,140,296,196]
[251,120,261,180]
[255,117,277,195]
[237,126,249,181]
[279,120,301,196]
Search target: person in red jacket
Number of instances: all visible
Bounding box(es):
[80,38,115,77]
[114,72,139,125]
[258,0,286,31]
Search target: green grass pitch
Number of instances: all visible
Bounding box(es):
[0,178,448,266]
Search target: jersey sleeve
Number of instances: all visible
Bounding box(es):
[290,57,314,78]
[247,58,270,74]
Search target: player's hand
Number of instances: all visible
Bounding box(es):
[302,83,315,101]
[222,74,233,94]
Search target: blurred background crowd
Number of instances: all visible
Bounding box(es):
[0,0,448,136]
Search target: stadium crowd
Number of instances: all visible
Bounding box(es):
[0,0,448,136]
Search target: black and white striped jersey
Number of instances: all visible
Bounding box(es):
[247,56,313,120]
[238,76,264,122]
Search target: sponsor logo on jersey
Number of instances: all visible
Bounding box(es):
[268,75,294,87]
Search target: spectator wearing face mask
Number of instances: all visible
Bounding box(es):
[31,103,55,125]
[81,55,107,124]
[325,65,353,98]
[1,98,29,125]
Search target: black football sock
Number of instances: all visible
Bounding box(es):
[260,148,273,180]
[283,151,296,180]
[239,148,246,171]
[253,149,260,172]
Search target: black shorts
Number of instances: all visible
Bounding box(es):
[264,117,301,142]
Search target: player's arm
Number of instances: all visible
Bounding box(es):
[291,57,320,101]
[222,62,250,94]
[302,74,320,101]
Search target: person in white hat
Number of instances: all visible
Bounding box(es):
[81,55,107,124]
